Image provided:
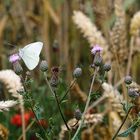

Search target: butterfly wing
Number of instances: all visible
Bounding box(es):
[19,42,43,70]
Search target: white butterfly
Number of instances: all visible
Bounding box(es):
[19,42,43,70]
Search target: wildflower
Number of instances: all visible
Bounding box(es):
[73,68,82,78]
[11,112,32,127]
[91,45,103,55]
[9,53,21,63]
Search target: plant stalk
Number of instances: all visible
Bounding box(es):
[72,67,98,140]
[112,107,132,140]
[44,73,70,130]
[60,78,77,102]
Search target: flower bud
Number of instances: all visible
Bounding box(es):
[50,76,59,88]
[128,88,139,98]
[93,54,103,66]
[13,61,23,75]
[103,63,111,71]
[40,60,48,72]
[73,68,82,78]
[125,76,132,85]
[74,109,82,120]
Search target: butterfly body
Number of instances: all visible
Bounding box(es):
[19,42,43,70]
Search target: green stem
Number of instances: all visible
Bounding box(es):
[21,76,47,139]
[72,68,98,140]
[54,90,70,130]
[44,73,70,130]
[60,78,77,102]
[26,95,46,132]
[112,107,132,140]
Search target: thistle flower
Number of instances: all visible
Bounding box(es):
[91,45,103,55]
[9,53,21,63]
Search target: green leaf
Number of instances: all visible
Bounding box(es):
[33,104,43,120]
[122,102,134,113]
[47,95,55,101]
[61,99,68,104]
[118,119,140,137]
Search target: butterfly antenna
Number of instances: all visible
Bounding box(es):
[3,41,17,47]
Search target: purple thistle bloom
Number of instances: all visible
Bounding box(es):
[91,45,103,54]
[9,53,21,63]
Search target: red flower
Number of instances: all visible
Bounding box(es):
[11,112,32,127]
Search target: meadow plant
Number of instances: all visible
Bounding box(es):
[0,1,140,139]
[7,41,140,140]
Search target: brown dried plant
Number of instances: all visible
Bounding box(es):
[102,82,125,117]
[59,113,103,140]
[0,100,17,112]
[130,11,140,36]
[0,70,25,140]
[72,11,110,61]
[110,0,128,65]
[0,123,9,140]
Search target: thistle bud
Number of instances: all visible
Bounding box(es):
[13,61,23,75]
[50,76,59,88]
[128,88,139,98]
[40,60,48,72]
[73,68,82,78]
[125,76,132,85]
[103,63,111,71]
[93,54,103,66]
[50,67,59,88]
[74,109,82,120]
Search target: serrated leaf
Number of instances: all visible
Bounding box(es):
[122,102,134,113]
[25,79,33,85]
[118,120,140,137]
[34,105,43,120]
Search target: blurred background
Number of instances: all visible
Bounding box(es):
[0,0,140,139]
